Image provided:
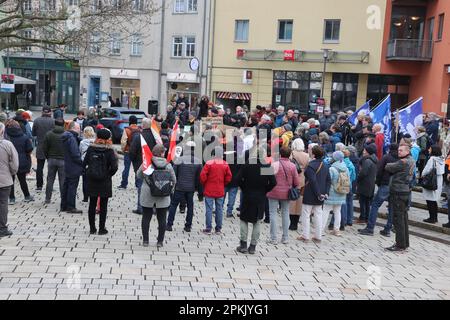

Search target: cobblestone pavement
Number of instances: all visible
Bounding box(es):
[1,159,450,300]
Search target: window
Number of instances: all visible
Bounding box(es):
[131,34,143,56]
[324,20,341,43]
[235,20,249,42]
[92,0,103,12]
[272,71,322,113]
[438,14,445,40]
[185,36,195,57]
[23,0,32,11]
[367,75,410,109]
[111,33,121,55]
[133,0,146,12]
[22,30,32,52]
[45,0,56,11]
[111,0,122,9]
[331,73,359,111]
[65,44,79,54]
[187,0,197,13]
[278,20,293,42]
[90,33,100,55]
[67,0,80,5]
[174,0,185,13]
[428,17,435,41]
[172,36,183,57]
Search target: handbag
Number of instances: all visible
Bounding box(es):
[421,159,438,191]
[280,160,300,201]
[301,162,323,196]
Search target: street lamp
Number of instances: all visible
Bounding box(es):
[321,48,332,99]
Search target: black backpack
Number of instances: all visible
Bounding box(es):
[144,167,173,197]
[86,149,108,180]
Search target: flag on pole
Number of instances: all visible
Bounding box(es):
[370,95,391,152]
[348,100,371,125]
[167,120,180,163]
[151,118,163,145]
[398,97,424,140]
[140,134,154,175]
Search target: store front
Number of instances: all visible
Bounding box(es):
[166,73,200,109]
[110,78,140,109]
[215,91,252,112]
[4,57,80,112]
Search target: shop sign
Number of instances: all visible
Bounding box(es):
[1,74,15,93]
[110,69,138,79]
[167,72,197,82]
[275,95,281,103]
[284,50,296,61]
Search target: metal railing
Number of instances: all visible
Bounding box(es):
[387,39,433,61]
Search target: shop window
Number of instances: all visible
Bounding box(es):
[278,20,293,42]
[331,73,359,111]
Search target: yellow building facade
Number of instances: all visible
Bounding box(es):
[208,0,387,113]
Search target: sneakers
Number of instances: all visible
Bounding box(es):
[157,241,163,248]
[358,228,374,236]
[179,207,186,214]
[380,229,391,237]
[183,226,191,232]
[98,229,108,235]
[8,198,15,205]
[202,229,212,235]
[266,239,278,245]
[66,208,82,214]
[24,196,34,203]
[215,230,222,235]
[0,229,13,238]
[166,225,173,232]
[281,239,289,244]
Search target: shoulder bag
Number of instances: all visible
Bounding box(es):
[421,158,438,191]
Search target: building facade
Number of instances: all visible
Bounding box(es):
[208,0,450,115]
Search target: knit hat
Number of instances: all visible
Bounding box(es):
[332,151,345,162]
[129,115,138,125]
[97,128,111,140]
[364,143,377,155]
[283,124,292,132]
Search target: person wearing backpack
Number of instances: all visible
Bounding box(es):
[83,129,118,235]
[137,144,176,247]
[322,151,350,236]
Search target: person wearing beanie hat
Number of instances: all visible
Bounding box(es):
[356,143,378,224]
[322,151,350,236]
[83,127,118,235]
[359,143,398,236]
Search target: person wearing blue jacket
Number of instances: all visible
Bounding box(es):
[61,121,83,214]
[274,106,285,128]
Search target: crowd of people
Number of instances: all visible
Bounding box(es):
[1,99,450,255]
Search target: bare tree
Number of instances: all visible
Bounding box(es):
[0,0,161,58]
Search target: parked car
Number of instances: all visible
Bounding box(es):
[99,108,147,143]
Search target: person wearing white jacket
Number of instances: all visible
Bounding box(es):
[422,145,445,224]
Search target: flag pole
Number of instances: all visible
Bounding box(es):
[395,108,400,143]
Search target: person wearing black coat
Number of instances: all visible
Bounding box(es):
[198,96,209,119]
[6,120,34,204]
[83,129,119,235]
[356,143,378,224]
[235,148,277,254]
[224,148,242,218]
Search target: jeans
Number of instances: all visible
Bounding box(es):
[268,199,290,242]
[9,173,30,200]
[61,176,80,210]
[88,197,108,231]
[204,197,224,231]
[390,193,410,249]
[120,153,132,188]
[367,185,391,232]
[36,158,46,189]
[0,186,11,232]
[346,192,354,224]
[167,191,194,228]
[301,204,323,240]
[46,158,65,202]
[224,186,238,216]
[359,195,373,220]
[136,178,143,213]
[240,220,261,246]
[142,207,167,243]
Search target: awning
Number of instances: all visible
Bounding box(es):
[14,75,36,85]
[216,91,251,100]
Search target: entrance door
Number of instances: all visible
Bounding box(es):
[89,77,100,107]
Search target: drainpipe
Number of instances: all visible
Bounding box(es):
[208,0,216,99]
[200,0,207,96]
[157,0,166,113]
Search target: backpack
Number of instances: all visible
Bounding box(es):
[86,149,108,180]
[144,166,173,197]
[333,167,350,194]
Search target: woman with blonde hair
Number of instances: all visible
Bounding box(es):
[289,138,310,230]
[80,126,96,202]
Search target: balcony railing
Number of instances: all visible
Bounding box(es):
[387,39,433,61]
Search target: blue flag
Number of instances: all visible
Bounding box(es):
[370,95,391,152]
[398,97,423,140]
[348,101,371,125]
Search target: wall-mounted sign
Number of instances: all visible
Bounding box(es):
[110,69,138,79]
[284,50,296,61]
[1,74,15,93]
[189,58,199,71]
[242,70,253,84]
[167,72,198,83]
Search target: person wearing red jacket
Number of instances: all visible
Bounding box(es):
[374,124,385,161]
[200,146,232,235]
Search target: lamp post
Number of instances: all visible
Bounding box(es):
[321,48,332,99]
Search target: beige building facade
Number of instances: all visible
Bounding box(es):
[208,0,388,113]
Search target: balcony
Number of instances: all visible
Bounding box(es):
[387,39,433,61]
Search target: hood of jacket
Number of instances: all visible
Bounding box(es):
[152,156,168,169]
[332,161,348,173]
[361,154,378,165]
[431,156,445,174]
[62,130,78,143]
[52,126,65,134]
[5,126,24,138]
[89,142,113,151]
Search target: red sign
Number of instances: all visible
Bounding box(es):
[1,74,14,81]
[237,49,245,59]
[284,50,295,61]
